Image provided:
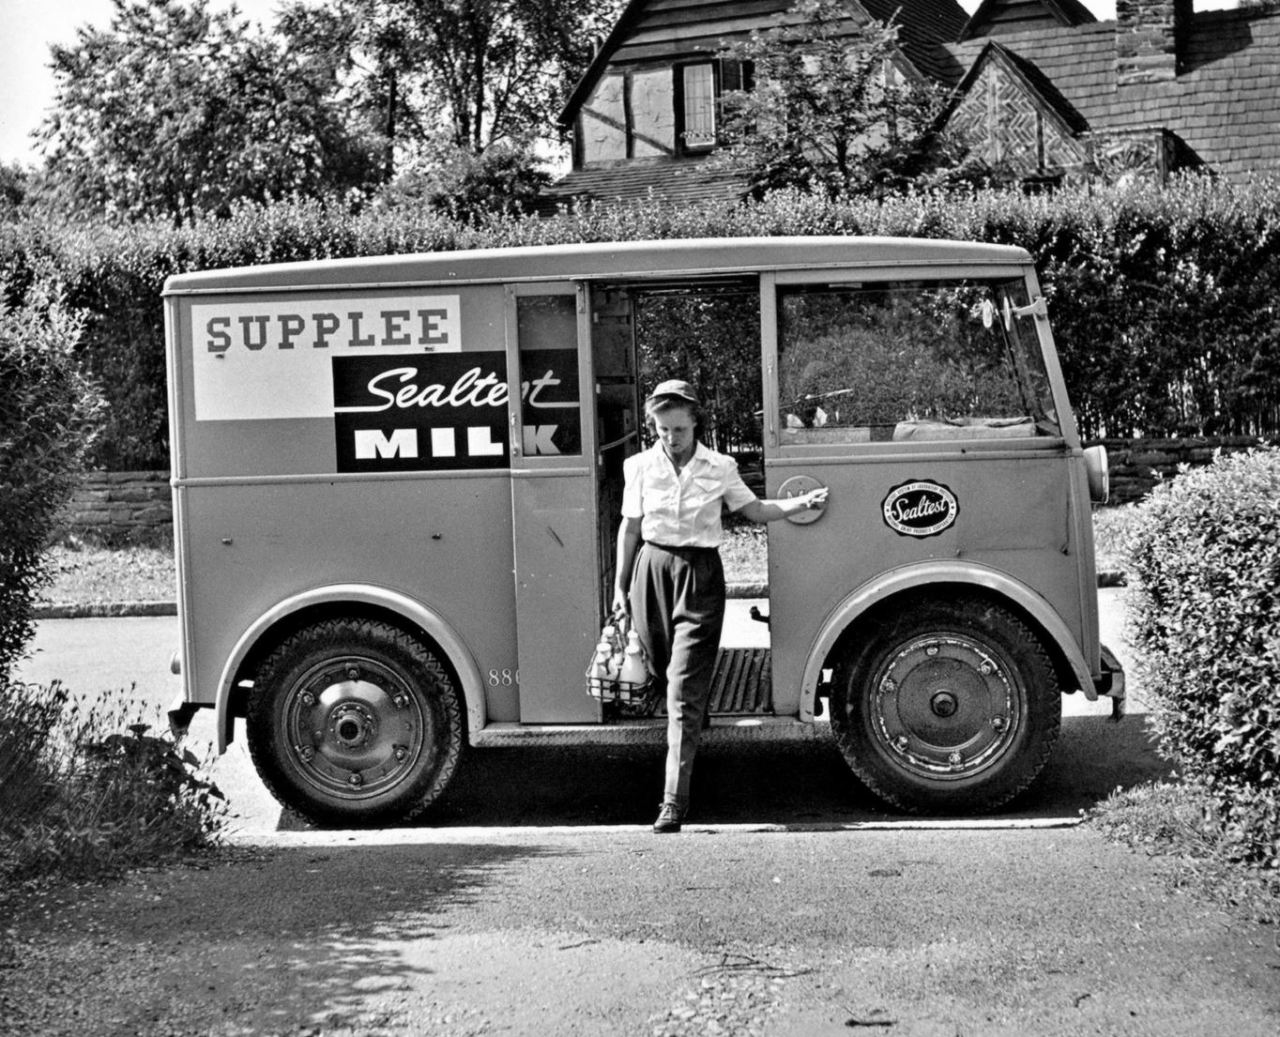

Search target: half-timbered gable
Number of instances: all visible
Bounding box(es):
[545,0,968,208]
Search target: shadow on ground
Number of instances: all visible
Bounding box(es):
[3,841,566,1037]
[275,714,1171,831]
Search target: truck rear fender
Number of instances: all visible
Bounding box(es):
[802,562,1097,721]
[214,584,486,752]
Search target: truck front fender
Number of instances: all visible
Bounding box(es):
[800,561,1097,721]
[214,584,486,752]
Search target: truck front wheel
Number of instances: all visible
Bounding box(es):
[247,618,464,825]
[830,596,1061,813]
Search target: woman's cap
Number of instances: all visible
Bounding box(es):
[646,379,699,405]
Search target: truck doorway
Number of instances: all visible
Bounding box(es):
[592,279,769,721]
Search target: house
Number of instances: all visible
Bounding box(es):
[543,0,1280,208]
[942,0,1280,184]
[542,0,971,208]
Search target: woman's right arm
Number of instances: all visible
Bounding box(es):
[613,517,642,614]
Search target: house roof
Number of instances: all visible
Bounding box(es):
[538,158,750,214]
[940,8,1280,178]
[959,0,1095,42]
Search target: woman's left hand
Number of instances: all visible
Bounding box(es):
[802,487,829,510]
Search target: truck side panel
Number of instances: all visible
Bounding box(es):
[168,282,519,728]
[178,477,519,722]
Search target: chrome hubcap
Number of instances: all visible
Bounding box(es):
[285,657,426,798]
[870,634,1021,780]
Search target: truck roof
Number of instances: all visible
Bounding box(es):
[163,236,1033,295]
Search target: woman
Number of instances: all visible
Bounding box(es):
[613,380,828,833]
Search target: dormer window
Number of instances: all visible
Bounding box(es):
[680,63,717,151]
[676,59,750,155]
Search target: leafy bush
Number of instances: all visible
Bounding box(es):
[0,289,103,680]
[379,141,551,222]
[0,681,225,884]
[1122,448,1280,867]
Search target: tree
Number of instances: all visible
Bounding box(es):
[716,0,961,199]
[278,0,619,164]
[0,163,30,221]
[38,0,382,224]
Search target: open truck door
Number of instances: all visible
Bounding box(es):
[504,284,600,722]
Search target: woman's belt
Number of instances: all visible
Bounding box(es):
[645,541,719,554]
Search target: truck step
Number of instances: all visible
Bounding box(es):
[708,647,772,715]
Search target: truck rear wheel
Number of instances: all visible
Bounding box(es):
[247,618,463,825]
[830,596,1061,813]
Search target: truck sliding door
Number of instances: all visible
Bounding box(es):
[506,283,600,722]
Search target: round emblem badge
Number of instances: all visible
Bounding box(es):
[881,480,959,538]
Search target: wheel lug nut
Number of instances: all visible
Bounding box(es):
[926,645,938,656]
[991,715,1007,731]
[300,691,315,707]
[881,678,897,694]
[346,666,359,680]
[298,745,314,762]
[948,751,962,766]
[348,772,363,787]
[394,745,408,762]
[979,662,993,675]
[894,735,909,752]
[393,694,409,709]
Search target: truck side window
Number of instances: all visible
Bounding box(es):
[776,279,1060,444]
[516,295,583,456]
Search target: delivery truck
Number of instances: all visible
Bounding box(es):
[163,236,1123,824]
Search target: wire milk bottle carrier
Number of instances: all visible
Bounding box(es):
[586,610,652,706]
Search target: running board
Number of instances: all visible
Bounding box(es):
[708,647,772,714]
[471,716,823,748]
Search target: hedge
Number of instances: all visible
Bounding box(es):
[0,290,102,681]
[2,174,1280,468]
[1123,448,1280,868]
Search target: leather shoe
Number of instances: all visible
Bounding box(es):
[652,802,683,833]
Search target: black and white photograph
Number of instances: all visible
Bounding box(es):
[2,1,1277,1033]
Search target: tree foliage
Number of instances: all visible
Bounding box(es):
[38,0,382,225]
[278,0,618,162]
[716,0,962,198]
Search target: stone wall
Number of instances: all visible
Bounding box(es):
[60,470,172,543]
[1091,435,1263,504]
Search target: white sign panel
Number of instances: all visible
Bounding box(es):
[191,295,462,420]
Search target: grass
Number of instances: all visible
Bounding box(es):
[40,539,176,605]
[1087,781,1280,925]
[1092,502,1135,574]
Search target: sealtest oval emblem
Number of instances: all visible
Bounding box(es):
[881,480,959,538]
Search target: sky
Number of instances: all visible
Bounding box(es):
[0,0,1239,167]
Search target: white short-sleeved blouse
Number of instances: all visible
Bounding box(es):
[621,442,757,548]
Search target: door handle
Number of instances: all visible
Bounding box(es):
[778,475,827,525]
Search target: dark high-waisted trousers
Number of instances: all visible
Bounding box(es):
[629,541,725,808]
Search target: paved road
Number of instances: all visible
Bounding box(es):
[11,590,1279,1036]
[19,590,1158,837]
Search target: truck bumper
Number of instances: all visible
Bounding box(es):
[1095,643,1126,721]
[167,695,204,741]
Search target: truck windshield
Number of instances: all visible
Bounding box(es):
[777,278,1058,445]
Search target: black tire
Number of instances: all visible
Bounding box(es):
[247,618,464,825]
[830,595,1061,814]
